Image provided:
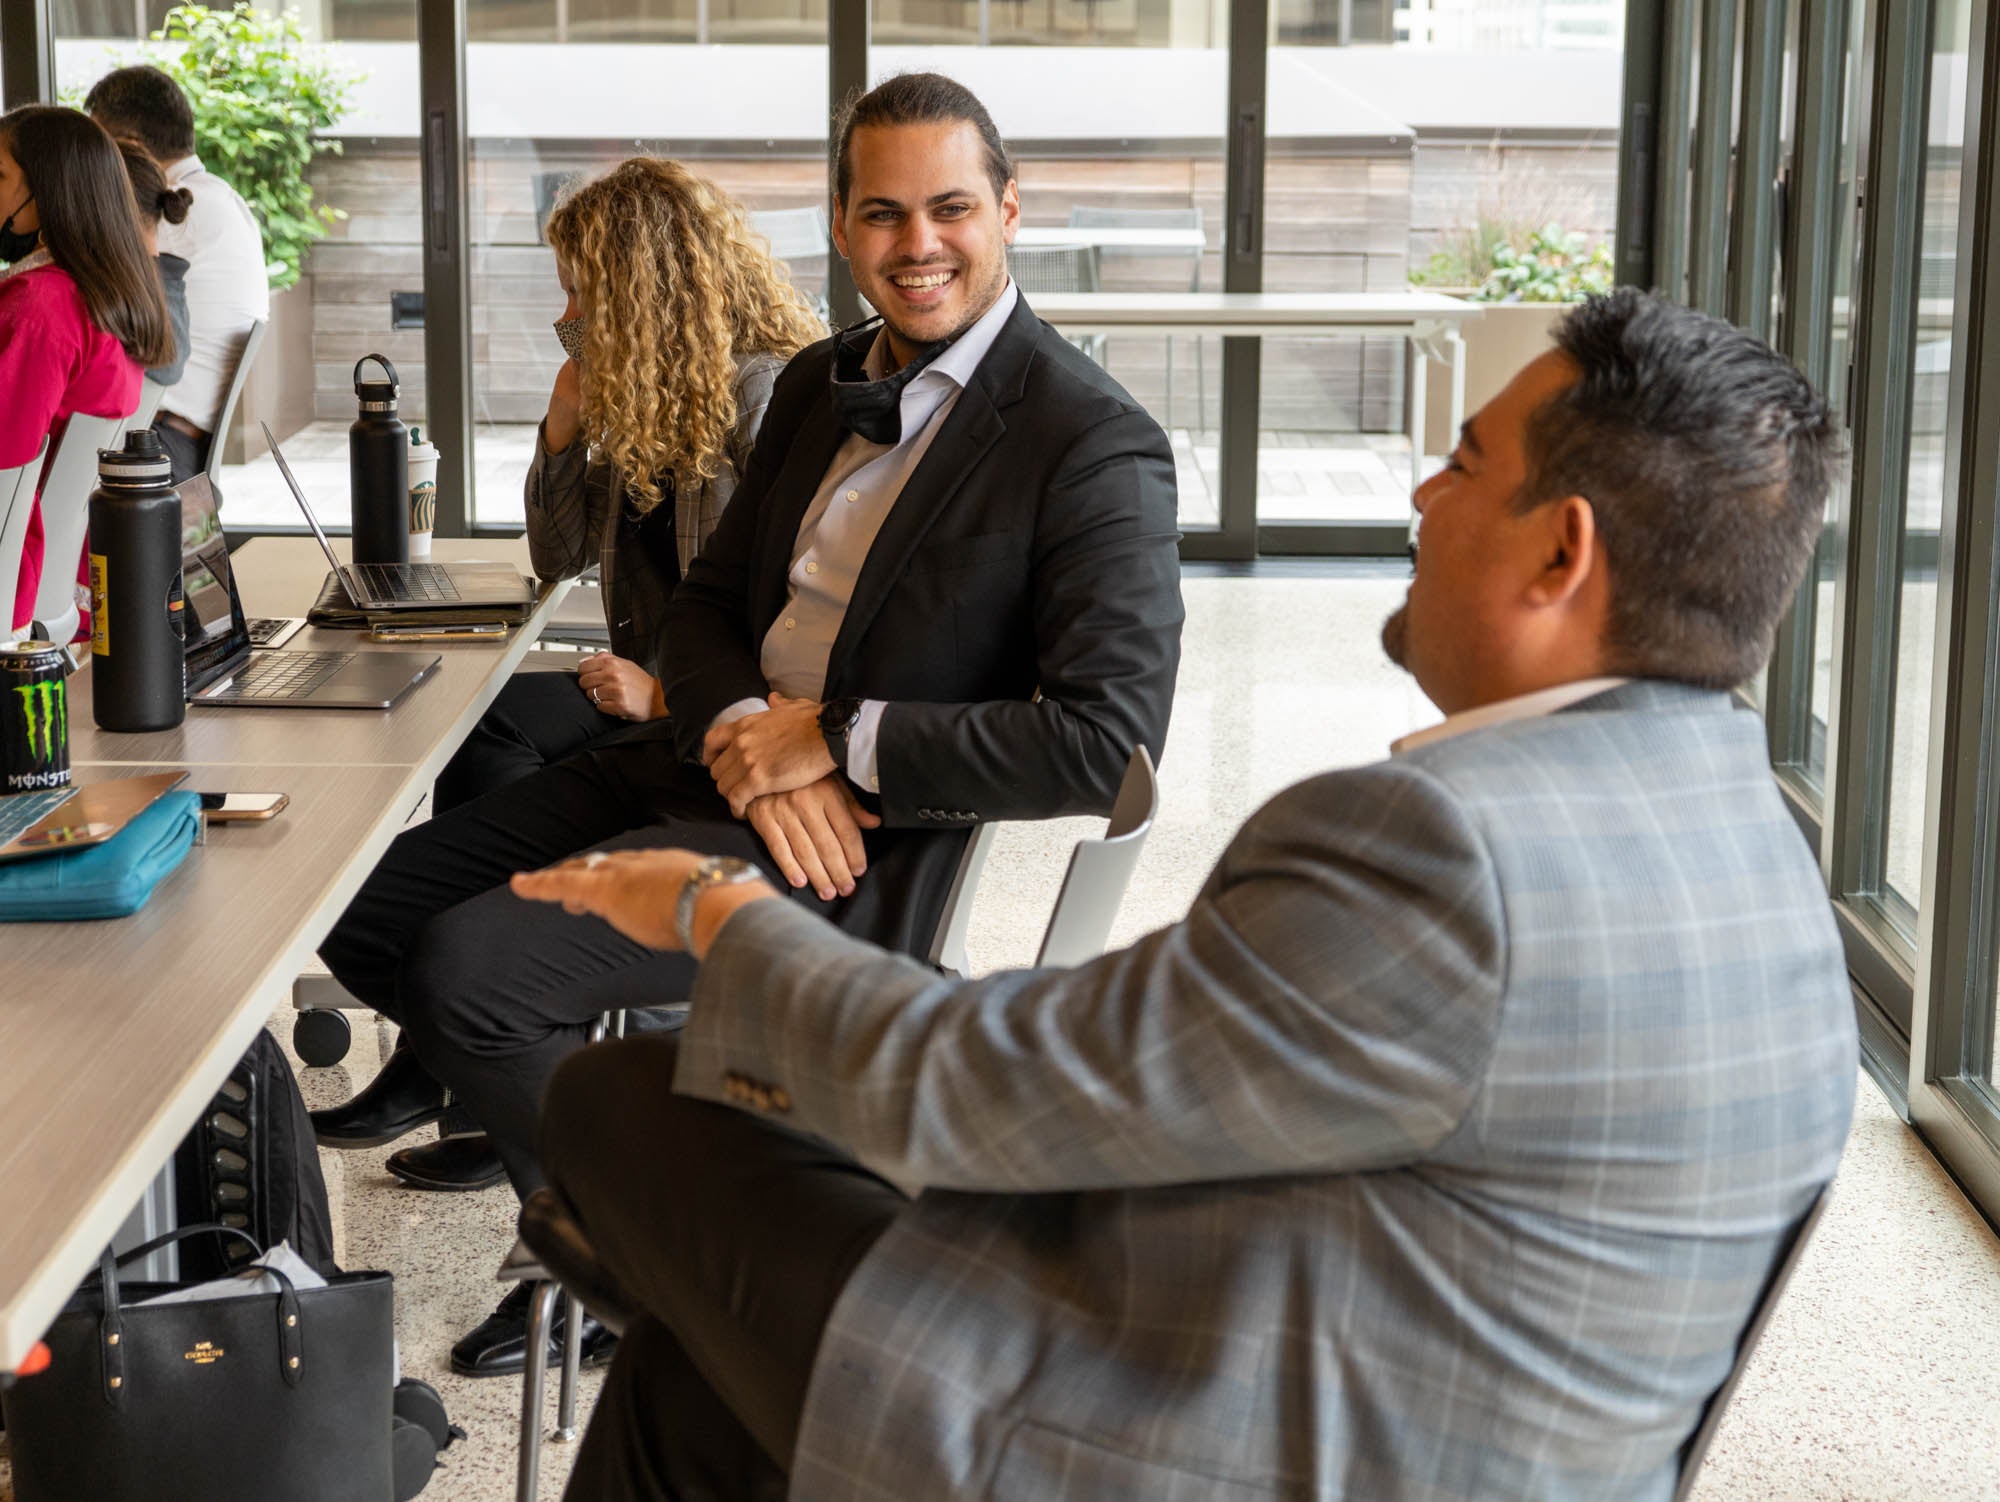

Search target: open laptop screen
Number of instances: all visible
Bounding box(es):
[178,473,251,688]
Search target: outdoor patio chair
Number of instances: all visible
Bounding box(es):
[1068,205,1207,430]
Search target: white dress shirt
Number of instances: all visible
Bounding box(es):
[156,155,271,433]
[716,279,1021,794]
[1391,676,1633,756]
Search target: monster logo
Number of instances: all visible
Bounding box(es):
[12,677,67,765]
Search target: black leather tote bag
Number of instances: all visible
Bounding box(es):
[0,1225,394,1502]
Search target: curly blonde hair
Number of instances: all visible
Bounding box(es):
[545,158,825,512]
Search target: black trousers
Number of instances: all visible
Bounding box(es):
[432,668,626,814]
[542,1035,905,1501]
[318,728,960,1196]
[156,420,210,487]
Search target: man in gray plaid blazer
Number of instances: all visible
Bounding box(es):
[519,287,1856,1500]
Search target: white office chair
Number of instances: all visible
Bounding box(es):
[128,378,168,434]
[205,319,267,491]
[29,411,129,645]
[0,440,51,636]
[504,744,1162,1502]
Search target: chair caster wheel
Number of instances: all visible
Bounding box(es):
[294,1007,352,1067]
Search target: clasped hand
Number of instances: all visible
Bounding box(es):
[704,695,879,900]
[745,778,880,901]
[705,693,836,817]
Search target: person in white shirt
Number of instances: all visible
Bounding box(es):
[86,65,269,482]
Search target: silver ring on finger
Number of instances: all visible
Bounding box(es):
[589,686,602,706]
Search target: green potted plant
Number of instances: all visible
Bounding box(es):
[1417,222,1614,454]
[155,2,356,290]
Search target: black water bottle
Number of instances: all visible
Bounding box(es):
[350,353,410,566]
[88,428,186,732]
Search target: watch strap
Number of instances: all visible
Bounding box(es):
[675,856,757,952]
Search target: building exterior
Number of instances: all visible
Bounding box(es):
[1393,0,1622,50]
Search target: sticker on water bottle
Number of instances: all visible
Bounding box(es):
[89,553,109,656]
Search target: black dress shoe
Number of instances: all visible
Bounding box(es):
[385,1133,506,1192]
[309,1039,449,1149]
[449,1282,619,1379]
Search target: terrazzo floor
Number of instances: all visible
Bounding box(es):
[5,570,1997,1499]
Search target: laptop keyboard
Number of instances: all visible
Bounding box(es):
[354,563,461,603]
[244,617,293,646]
[0,787,78,844]
[218,651,357,702]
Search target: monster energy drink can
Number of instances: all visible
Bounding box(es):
[2,642,71,793]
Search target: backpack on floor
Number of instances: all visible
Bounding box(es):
[174,1027,339,1280]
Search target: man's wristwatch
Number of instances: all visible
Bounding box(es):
[818,697,864,771]
[675,856,762,952]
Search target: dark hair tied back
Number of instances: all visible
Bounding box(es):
[0,105,175,369]
[158,185,193,226]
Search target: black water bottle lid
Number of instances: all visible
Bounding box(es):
[98,425,172,484]
[355,353,401,413]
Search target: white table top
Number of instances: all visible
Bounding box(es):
[1027,290,1480,335]
[1015,225,1210,252]
[0,537,565,1370]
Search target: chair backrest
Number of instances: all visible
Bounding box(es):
[1671,1185,1833,1501]
[927,820,1000,979]
[1036,746,1157,967]
[30,411,128,643]
[0,439,50,635]
[533,170,589,243]
[751,206,831,263]
[129,378,168,433]
[205,318,268,487]
[926,745,1160,979]
[1067,205,1204,290]
[1007,243,1103,295]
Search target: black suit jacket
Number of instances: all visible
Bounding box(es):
[660,293,1184,831]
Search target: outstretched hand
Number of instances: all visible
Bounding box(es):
[511,848,710,951]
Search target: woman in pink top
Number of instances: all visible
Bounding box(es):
[0,105,176,634]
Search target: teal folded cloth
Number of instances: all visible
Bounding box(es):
[0,790,202,921]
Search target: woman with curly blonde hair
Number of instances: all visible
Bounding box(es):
[433,157,823,813]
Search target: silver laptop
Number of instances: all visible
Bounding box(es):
[175,473,442,711]
[260,422,533,613]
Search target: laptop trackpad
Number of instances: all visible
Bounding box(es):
[328,652,440,706]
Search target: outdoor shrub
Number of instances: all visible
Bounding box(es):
[115,4,358,290]
[1475,225,1614,304]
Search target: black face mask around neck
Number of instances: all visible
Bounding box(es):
[828,317,950,446]
[0,195,37,266]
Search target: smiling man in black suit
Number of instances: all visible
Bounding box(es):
[308,71,1186,1376]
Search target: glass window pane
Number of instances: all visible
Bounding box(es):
[462,39,830,530]
[1878,0,1972,915]
[330,1,417,41]
[1791,0,1869,792]
[867,0,1231,532]
[1260,14,1623,532]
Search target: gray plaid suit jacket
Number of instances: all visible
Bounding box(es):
[678,679,1857,1500]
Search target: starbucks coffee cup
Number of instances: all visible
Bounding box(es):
[407,426,439,559]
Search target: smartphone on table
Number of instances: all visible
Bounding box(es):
[366,623,509,643]
[199,792,290,822]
